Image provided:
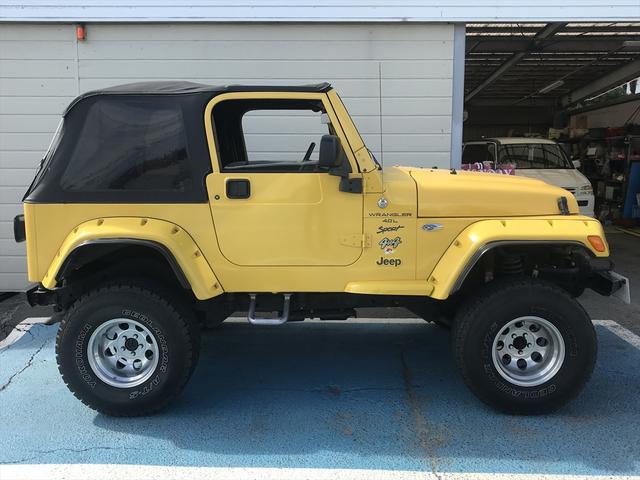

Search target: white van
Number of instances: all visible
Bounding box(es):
[462,138,594,217]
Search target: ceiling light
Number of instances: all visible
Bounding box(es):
[538,80,565,94]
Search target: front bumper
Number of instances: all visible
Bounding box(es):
[591,270,631,304]
[538,257,630,303]
[575,194,595,217]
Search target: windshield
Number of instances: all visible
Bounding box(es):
[497,143,572,169]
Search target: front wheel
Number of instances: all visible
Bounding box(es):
[453,279,597,414]
[56,282,200,416]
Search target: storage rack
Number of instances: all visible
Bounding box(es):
[563,133,639,223]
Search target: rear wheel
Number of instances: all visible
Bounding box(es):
[56,282,199,416]
[452,278,596,414]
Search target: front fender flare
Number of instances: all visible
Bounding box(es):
[426,217,608,300]
[41,217,223,300]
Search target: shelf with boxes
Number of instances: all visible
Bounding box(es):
[560,131,639,224]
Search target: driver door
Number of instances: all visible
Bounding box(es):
[205,93,364,267]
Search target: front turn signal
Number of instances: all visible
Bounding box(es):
[587,235,606,252]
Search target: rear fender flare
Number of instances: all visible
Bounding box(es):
[42,217,223,300]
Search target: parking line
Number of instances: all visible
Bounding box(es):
[593,320,640,349]
[2,464,639,480]
[0,317,52,350]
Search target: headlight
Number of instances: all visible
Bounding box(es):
[578,184,593,195]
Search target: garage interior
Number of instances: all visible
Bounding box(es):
[462,22,640,227]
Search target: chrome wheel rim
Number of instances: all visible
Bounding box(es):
[87,318,159,388]
[491,316,565,387]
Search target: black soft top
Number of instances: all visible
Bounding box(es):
[64,81,332,115]
[26,81,333,204]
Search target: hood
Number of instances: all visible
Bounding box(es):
[401,167,578,218]
[514,168,589,190]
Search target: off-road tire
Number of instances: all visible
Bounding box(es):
[452,278,597,415]
[56,281,200,416]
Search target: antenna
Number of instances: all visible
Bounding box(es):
[378,62,384,172]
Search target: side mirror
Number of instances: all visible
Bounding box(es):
[318,134,361,193]
[319,134,342,169]
[572,159,581,169]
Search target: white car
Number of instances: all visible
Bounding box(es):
[462,137,595,217]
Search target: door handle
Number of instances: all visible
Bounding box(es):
[226,179,251,199]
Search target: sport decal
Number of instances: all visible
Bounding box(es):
[376,225,405,234]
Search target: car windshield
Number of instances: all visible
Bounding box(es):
[497,143,572,169]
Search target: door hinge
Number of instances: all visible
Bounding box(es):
[340,234,371,248]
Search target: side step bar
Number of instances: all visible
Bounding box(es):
[248,293,291,325]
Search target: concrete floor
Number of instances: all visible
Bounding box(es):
[0,294,51,341]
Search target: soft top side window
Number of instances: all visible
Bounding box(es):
[212,98,331,173]
[60,98,192,192]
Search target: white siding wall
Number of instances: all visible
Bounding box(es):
[0,24,76,290]
[0,22,454,291]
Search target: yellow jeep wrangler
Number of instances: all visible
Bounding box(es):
[14,82,628,416]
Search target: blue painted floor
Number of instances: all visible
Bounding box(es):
[1,320,639,476]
